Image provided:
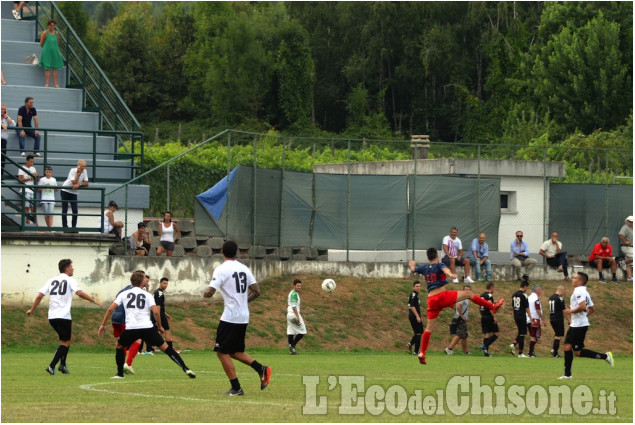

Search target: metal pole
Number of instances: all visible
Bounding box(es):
[253,135,258,251]
[477,144,481,232]
[346,140,351,262]
[166,165,170,212]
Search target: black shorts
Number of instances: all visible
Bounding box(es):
[481,316,499,334]
[514,316,527,335]
[160,241,175,251]
[151,314,170,330]
[442,256,465,268]
[118,327,165,349]
[214,320,248,354]
[409,315,423,334]
[564,326,588,351]
[589,259,612,269]
[49,318,72,341]
[450,317,468,339]
[550,320,565,336]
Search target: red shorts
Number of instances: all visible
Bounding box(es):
[427,290,458,319]
[112,323,126,338]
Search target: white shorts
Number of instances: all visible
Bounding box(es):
[40,202,55,215]
[286,313,307,335]
[621,246,633,260]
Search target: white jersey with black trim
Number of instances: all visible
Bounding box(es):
[114,286,156,330]
[38,273,81,320]
[569,286,593,328]
[209,259,257,324]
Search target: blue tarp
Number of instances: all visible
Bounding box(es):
[196,167,238,220]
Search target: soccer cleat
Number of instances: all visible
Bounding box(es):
[444,347,454,355]
[553,354,561,358]
[406,342,412,354]
[222,388,244,396]
[518,354,529,358]
[111,375,125,379]
[605,352,614,368]
[529,354,536,358]
[289,344,297,355]
[417,353,426,365]
[123,364,135,375]
[185,369,196,378]
[599,278,607,283]
[557,375,572,380]
[479,344,486,351]
[144,351,154,355]
[492,298,504,314]
[58,365,70,374]
[464,351,471,355]
[509,344,516,355]
[464,276,475,284]
[484,352,492,357]
[260,366,271,390]
[45,366,56,375]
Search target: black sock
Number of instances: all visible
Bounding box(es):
[580,349,607,360]
[529,340,536,355]
[116,347,125,376]
[58,345,69,367]
[564,350,573,376]
[288,335,294,346]
[230,378,241,391]
[599,272,604,280]
[553,339,560,355]
[167,340,173,349]
[250,360,263,374]
[50,345,67,368]
[293,334,304,347]
[164,346,189,371]
[613,273,617,280]
[413,334,421,353]
[487,335,498,347]
[483,338,488,349]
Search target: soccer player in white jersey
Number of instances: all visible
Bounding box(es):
[26,259,102,375]
[559,272,614,379]
[287,279,307,354]
[203,240,271,396]
[98,270,195,379]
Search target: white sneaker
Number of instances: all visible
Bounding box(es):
[557,375,572,380]
[111,375,125,379]
[35,153,41,157]
[20,152,26,157]
[518,354,529,358]
[12,9,21,20]
[605,352,614,368]
[628,277,633,282]
[464,276,475,284]
[452,278,459,283]
[444,347,454,355]
[123,364,135,375]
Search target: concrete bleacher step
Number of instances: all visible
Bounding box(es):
[6,109,101,131]
[3,133,117,159]
[2,85,83,112]
[1,18,37,42]
[1,40,44,63]
[2,63,67,88]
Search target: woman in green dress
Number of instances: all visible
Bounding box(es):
[39,19,64,88]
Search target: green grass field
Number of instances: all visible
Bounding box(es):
[1,349,631,422]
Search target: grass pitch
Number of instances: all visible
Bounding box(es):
[1,349,631,422]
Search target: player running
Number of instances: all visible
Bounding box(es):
[409,247,504,365]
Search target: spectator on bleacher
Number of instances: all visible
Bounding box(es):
[156,211,181,257]
[441,226,474,284]
[510,230,537,282]
[467,232,492,282]
[101,200,124,239]
[17,154,39,225]
[619,216,633,282]
[39,20,64,88]
[539,231,570,281]
[130,222,152,256]
[12,1,27,20]
[1,104,16,174]
[60,160,89,232]
[16,97,41,157]
[38,166,58,228]
[589,236,618,283]
[1,69,6,85]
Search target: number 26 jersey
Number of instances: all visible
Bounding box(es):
[114,286,156,330]
[209,260,257,324]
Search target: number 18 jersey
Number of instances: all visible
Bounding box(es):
[38,273,81,320]
[114,286,156,330]
[209,260,257,324]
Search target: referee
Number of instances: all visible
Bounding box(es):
[407,281,423,355]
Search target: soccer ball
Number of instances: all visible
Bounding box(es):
[321,278,336,293]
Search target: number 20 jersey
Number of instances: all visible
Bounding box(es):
[114,286,156,330]
[209,260,257,324]
[38,273,81,320]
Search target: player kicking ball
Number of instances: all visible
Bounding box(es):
[409,247,504,365]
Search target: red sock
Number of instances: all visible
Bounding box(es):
[419,331,431,357]
[127,341,141,366]
[471,295,494,310]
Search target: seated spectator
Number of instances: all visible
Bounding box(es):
[1,103,15,174]
[467,232,492,282]
[539,231,570,281]
[510,230,537,282]
[441,226,474,284]
[589,237,618,283]
[619,216,633,282]
[100,200,123,239]
[130,222,152,256]
[16,97,41,157]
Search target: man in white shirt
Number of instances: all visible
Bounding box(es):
[203,240,271,396]
[38,166,57,228]
[559,272,614,379]
[60,160,89,231]
[26,259,101,375]
[98,270,195,379]
[17,154,38,225]
[441,227,474,284]
[527,285,544,357]
[539,231,570,280]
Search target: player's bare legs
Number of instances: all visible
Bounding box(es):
[418,318,437,363]
[457,290,504,312]
[218,352,238,379]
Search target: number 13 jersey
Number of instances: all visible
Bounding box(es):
[209,260,257,324]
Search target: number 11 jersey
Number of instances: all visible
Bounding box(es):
[209,260,257,324]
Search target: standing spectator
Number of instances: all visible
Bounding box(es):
[130,222,152,256]
[39,20,64,88]
[539,231,570,280]
[12,1,28,20]
[38,166,57,228]
[467,233,492,282]
[287,279,307,355]
[203,240,271,396]
[16,97,41,157]
[60,160,88,232]
[406,280,423,355]
[152,278,177,351]
[26,258,101,375]
[98,271,195,379]
[548,285,568,358]
[559,272,613,379]
[589,236,618,283]
[1,104,15,174]
[100,200,123,239]
[618,216,633,282]
[510,231,537,282]
[156,211,181,257]
[17,154,38,225]
[509,280,531,358]
[527,285,544,357]
[479,282,499,357]
[445,284,471,355]
[441,227,474,284]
